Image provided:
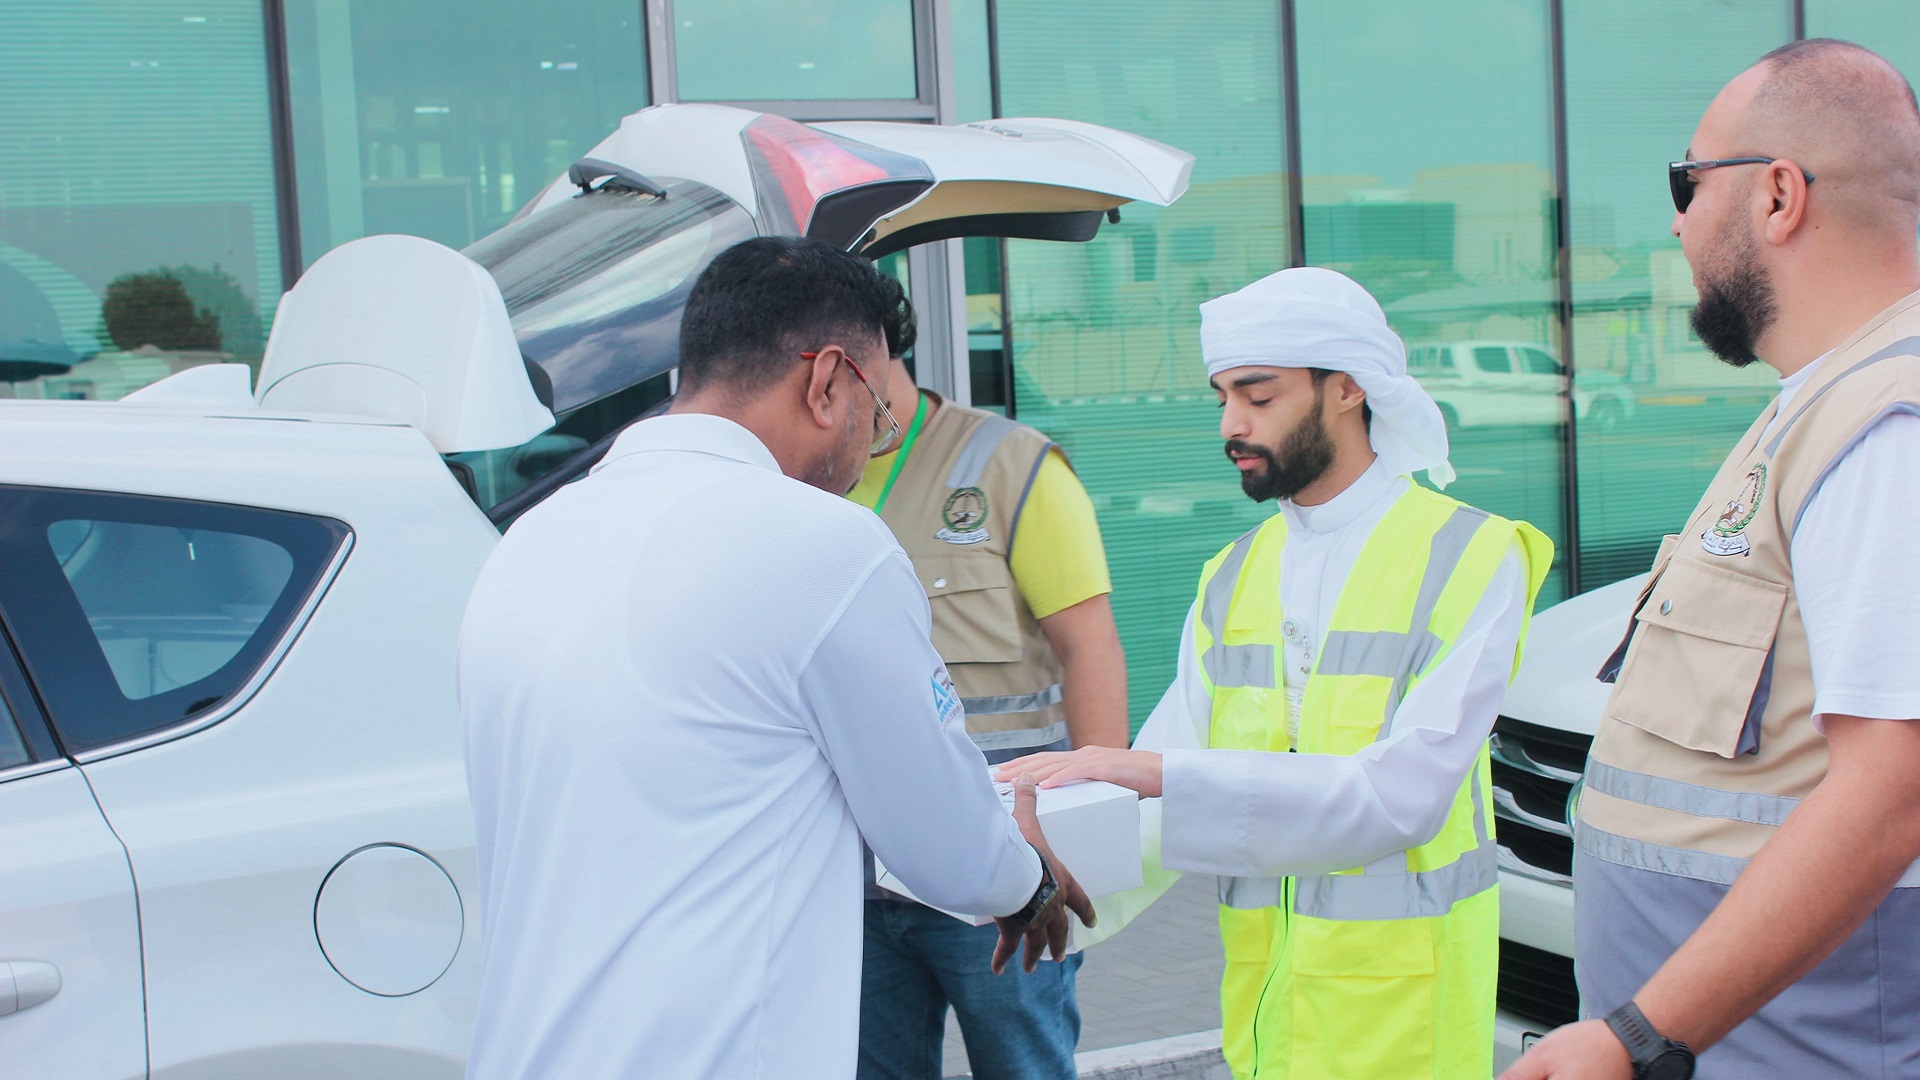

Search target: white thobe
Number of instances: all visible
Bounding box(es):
[1085,462,1529,941]
[458,414,1040,1080]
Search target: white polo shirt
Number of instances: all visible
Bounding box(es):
[458,413,1040,1080]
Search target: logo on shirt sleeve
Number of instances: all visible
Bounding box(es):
[931,669,965,729]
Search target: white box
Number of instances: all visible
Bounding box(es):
[875,774,1143,925]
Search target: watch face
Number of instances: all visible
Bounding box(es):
[1645,1048,1695,1080]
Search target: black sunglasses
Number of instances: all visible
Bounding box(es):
[1668,157,1815,213]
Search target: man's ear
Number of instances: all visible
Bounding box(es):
[802,349,842,431]
[1332,372,1369,415]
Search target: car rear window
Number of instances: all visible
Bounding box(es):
[0,486,349,755]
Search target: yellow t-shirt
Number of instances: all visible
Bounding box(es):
[850,419,1111,621]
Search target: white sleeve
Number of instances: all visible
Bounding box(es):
[1072,606,1205,950]
[1158,544,1529,878]
[1790,411,1920,725]
[797,551,1041,917]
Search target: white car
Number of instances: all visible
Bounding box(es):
[0,104,1191,1078]
[1486,573,1647,1069]
[1406,339,1636,434]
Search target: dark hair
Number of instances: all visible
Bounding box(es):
[678,237,895,395]
[879,272,917,359]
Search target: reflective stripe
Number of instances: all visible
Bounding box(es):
[1218,874,1283,910]
[1579,819,1920,889]
[1200,528,1259,641]
[1575,820,1747,886]
[1469,761,1490,845]
[1293,836,1498,920]
[945,414,1020,489]
[1376,507,1487,737]
[968,718,1069,752]
[1584,760,1800,826]
[1200,528,1268,688]
[1205,642,1275,689]
[1763,335,1920,457]
[961,683,1063,716]
[1316,629,1412,678]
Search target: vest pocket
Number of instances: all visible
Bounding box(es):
[917,553,1025,664]
[1286,915,1438,1077]
[1606,555,1787,758]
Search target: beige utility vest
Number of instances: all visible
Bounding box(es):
[879,397,1069,754]
[1582,290,1920,875]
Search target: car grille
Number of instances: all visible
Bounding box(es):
[1489,715,1590,884]
[1499,938,1582,1029]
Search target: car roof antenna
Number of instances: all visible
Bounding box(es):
[568,158,667,199]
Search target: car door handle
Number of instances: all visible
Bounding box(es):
[0,962,60,1017]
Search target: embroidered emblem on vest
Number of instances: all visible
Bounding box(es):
[936,486,991,545]
[1701,462,1766,557]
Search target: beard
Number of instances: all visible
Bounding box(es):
[1228,398,1336,503]
[1689,222,1777,369]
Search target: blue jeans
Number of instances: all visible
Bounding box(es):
[859,898,1083,1080]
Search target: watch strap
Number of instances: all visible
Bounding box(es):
[1605,1001,1692,1078]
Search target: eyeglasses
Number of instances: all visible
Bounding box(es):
[801,349,902,457]
[1668,157,1815,213]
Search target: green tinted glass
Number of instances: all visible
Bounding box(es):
[0,1,281,401]
[998,0,1290,729]
[1564,1,1790,587]
[1297,0,1567,604]
[284,0,649,258]
[1806,4,1920,105]
[674,0,917,101]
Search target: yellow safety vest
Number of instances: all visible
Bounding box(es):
[1194,484,1551,1080]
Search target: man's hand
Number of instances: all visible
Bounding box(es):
[995,746,1164,797]
[992,775,1098,975]
[1497,1020,1632,1080]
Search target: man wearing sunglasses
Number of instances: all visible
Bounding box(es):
[458,237,1094,1080]
[1507,39,1920,1080]
[851,278,1129,1080]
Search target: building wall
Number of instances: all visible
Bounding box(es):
[2,0,1915,727]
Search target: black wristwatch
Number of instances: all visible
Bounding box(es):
[1604,1001,1695,1080]
[1008,849,1059,926]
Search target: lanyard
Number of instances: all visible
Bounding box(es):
[872,392,929,515]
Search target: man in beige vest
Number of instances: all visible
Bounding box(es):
[1505,39,1920,1080]
[851,284,1129,1080]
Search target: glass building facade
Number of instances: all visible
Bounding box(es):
[2,0,1913,727]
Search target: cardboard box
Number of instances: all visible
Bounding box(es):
[875,773,1143,925]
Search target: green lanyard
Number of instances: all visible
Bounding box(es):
[872,392,929,515]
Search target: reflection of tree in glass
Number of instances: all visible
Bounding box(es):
[169,265,263,360]
[101,271,222,352]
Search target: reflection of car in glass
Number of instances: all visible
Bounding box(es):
[1406,339,1635,434]
[0,104,1191,1078]
[1486,573,1645,1070]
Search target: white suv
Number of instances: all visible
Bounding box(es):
[1406,339,1636,434]
[0,104,1192,1078]
[1487,573,1647,1069]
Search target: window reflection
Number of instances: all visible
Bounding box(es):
[674,0,918,102]
[0,1,281,401]
[1297,0,1566,602]
[1564,0,1790,585]
[999,0,1289,729]
[283,0,648,258]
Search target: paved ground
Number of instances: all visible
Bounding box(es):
[942,873,1223,1077]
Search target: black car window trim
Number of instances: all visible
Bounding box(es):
[0,615,65,782]
[0,485,353,761]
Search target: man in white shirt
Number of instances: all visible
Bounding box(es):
[458,237,1093,1080]
[1003,268,1552,1079]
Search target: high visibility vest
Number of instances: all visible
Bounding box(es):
[1194,483,1551,1080]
